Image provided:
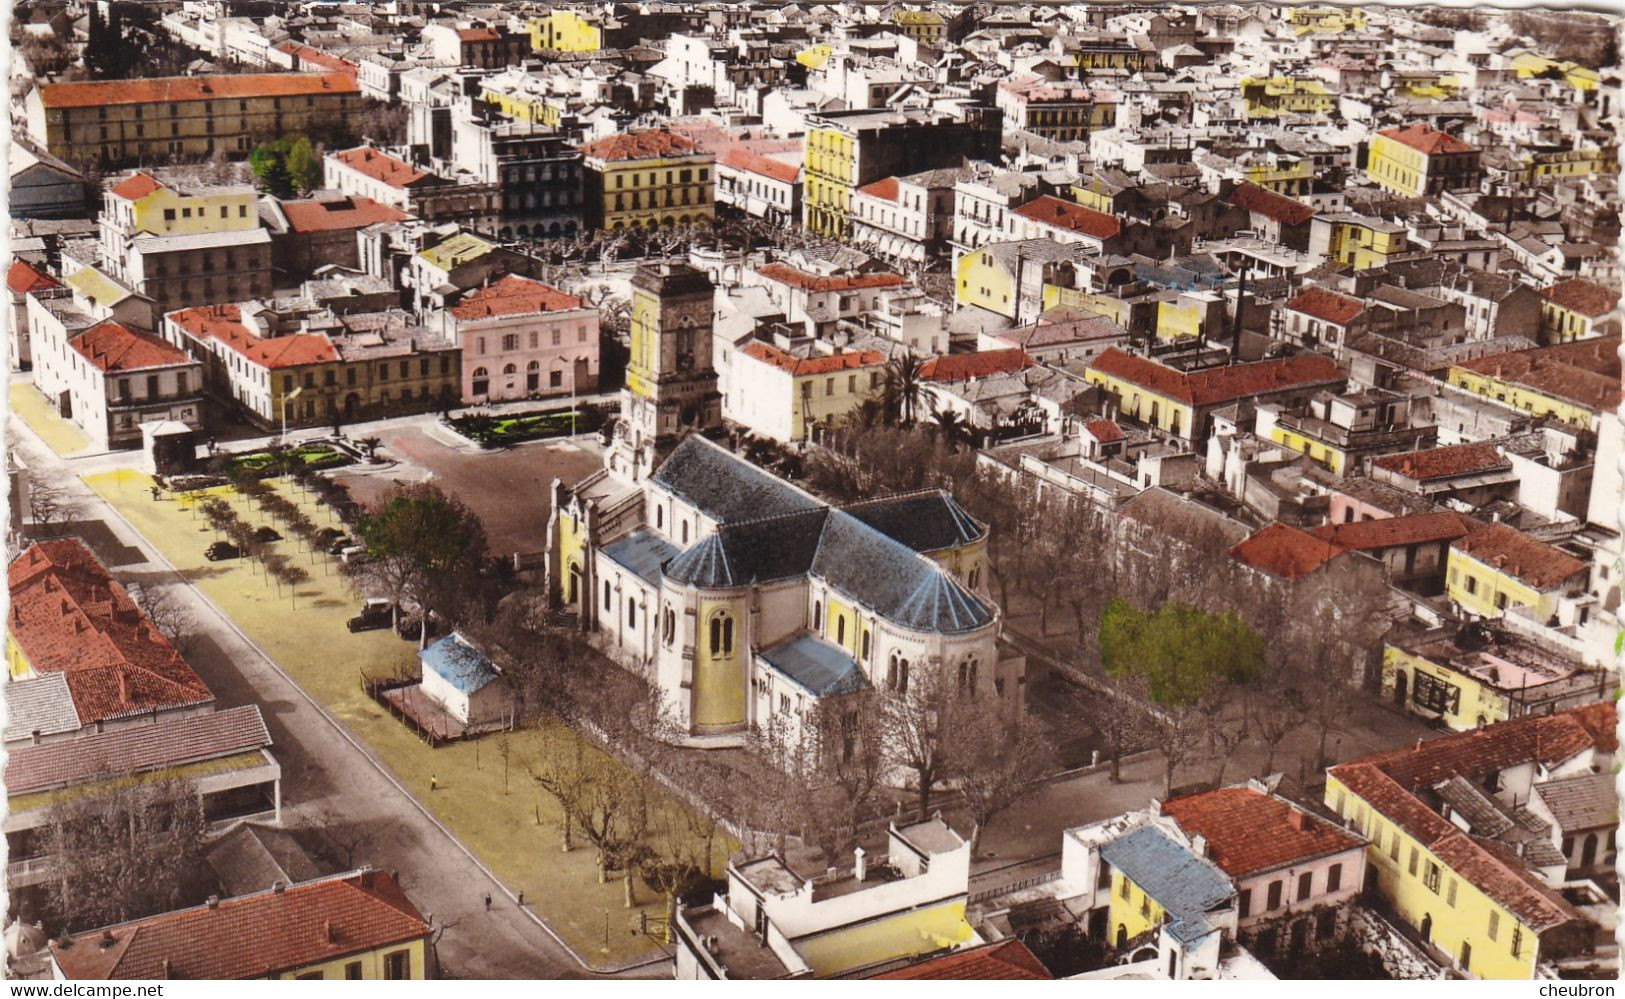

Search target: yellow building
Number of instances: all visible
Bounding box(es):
[1068,40,1158,74]
[1381,632,1609,733]
[1154,292,1225,341]
[1287,7,1367,34]
[1447,523,1588,622]
[1366,123,1481,197]
[892,9,947,45]
[997,77,1116,142]
[1042,284,1134,326]
[528,10,602,52]
[101,172,259,239]
[1309,213,1409,270]
[1100,823,1235,959]
[1510,53,1599,92]
[1447,337,1620,431]
[25,73,361,164]
[51,870,430,980]
[1326,705,1610,978]
[480,80,566,128]
[797,43,833,70]
[804,109,998,239]
[1242,157,1315,196]
[1239,77,1336,119]
[1387,70,1461,99]
[579,130,715,232]
[1520,146,1619,184]
[1534,281,1620,345]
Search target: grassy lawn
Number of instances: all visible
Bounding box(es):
[82,468,731,967]
[10,382,90,456]
[220,445,352,477]
[451,407,607,446]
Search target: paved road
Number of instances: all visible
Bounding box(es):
[8,418,662,979]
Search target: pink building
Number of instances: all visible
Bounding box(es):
[438,275,599,403]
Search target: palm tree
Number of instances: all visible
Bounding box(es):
[931,405,967,451]
[883,352,926,427]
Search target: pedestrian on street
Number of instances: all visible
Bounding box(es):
[484,893,492,911]
[430,774,438,792]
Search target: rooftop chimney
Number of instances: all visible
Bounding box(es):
[1290,810,1310,832]
[272,881,287,894]
[206,895,219,909]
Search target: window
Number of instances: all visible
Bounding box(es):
[1389,831,1401,862]
[383,950,409,980]
[1238,888,1251,919]
[1408,846,1419,876]
[663,606,676,646]
[860,630,870,661]
[836,616,846,645]
[550,370,563,388]
[1511,927,1522,958]
[379,363,389,381]
[164,209,177,222]
[1266,881,1282,910]
[1447,878,1458,907]
[1120,875,1131,900]
[626,600,636,628]
[1423,861,1442,894]
[1316,909,1337,941]
[1487,910,1499,941]
[1327,864,1342,892]
[502,333,519,352]
[1465,575,1478,594]
[1459,941,1471,973]
[1139,895,1150,919]
[177,372,188,394]
[779,693,791,714]
[813,601,822,631]
[1297,871,1313,901]
[344,962,362,980]
[472,367,489,396]
[1412,672,1461,715]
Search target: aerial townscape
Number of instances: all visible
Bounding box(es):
[3,0,1622,985]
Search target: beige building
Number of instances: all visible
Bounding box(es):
[25,73,362,164]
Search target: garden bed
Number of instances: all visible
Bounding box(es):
[218,443,354,478]
[448,405,609,448]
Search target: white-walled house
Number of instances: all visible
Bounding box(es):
[674,818,979,979]
[418,632,513,728]
[433,274,600,403]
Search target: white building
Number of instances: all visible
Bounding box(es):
[674,818,979,979]
[418,632,513,728]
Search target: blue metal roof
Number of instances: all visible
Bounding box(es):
[1100,824,1234,946]
[418,633,499,695]
[757,633,869,697]
[602,529,682,587]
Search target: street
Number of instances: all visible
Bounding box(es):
[7,412,663,979]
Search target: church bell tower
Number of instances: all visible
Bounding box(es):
[607,262,721,482]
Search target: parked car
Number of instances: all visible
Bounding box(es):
[315,527,345,547]
[252,526,282,543]
[326,535,355,556]
[396,611,444,642]
[204,541,242,561]
[347,598,396,633]
[340,545,369,565]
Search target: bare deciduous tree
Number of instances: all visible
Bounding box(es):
[127,581,199,657]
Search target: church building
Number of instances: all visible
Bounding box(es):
[547,262,1024,749]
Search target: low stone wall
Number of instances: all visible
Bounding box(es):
[1349,906,1445,980]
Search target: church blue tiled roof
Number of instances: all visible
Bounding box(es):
[602,530,683,587]
[812,511,993,634]
[757,633,868,697]
[662,509,828,588]
[1100,825,1234,946]
[840,490,986,554]
[650,435,823,525]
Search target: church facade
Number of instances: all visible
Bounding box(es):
[546,262,1024,749]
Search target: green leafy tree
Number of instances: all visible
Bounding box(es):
[249,141,296,198]
[284,137,321,195]
[351,482,488,644]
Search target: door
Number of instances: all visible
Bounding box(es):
[1419,914,1432,943]
[1393,672,1408,707]
[1116,924,1128,949]
[1581,833,1598,869]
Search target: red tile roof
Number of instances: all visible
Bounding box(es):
[1014,195,1121,240]
[329,146,430,189]
[448,274,584,320]
[579,129,703,162]
[1452,337,1620,414]
[1227,181,1315,226]
[921,348,1033,382]
[754,262,905,293]
[273,42,358,75]
[1229,522,1345,580]
[873,940,1052,980]
[1329,704,1613,933]
[7,540,210,725]
[279,196,409,233]
[998,76,1115,105]
[1370,441,1507,482]
[108,172,165,202]
[50,870,430,980]
[1452,522,1588,590]
[8,259,60,295]
[1163,787,1364,878]
[1309,511,1476,551]
[1538,278,1619,317]
[1083,419,1124,442]
[457,26,501,42]
[717,146,801,185]
[740,341,884,376]
[72,321,195,374]
[1378,123,1477,157]
[1088,348,1345,407]
[5,704,264,797]
[856,176,900,202]
[168,304,339,369]
[1285,287,1365,326]
[39,73,358,109]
